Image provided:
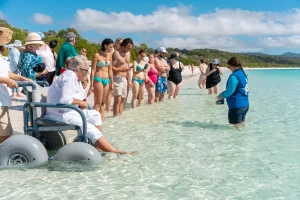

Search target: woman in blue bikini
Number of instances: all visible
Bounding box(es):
[89,38,114,120]
[131,50,147,108]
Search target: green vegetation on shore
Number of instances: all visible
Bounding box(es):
[2,19,300,68]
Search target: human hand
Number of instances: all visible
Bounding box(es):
[211,69,217,73]
[43,69,48,75]
[6,79,18,88]
[109,83,114,92]
[79,101,88,109]
[128,81,133,88]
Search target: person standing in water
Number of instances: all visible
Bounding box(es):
[89,38,114,121]
[131,50,147,108]
[154,47,170,102]
[198,59,208,89]
[112,38,133,116]
[106,38,123,113]
[167,53,183,99]
[145,54,157,104]
[206,59,223,94]
[217,57,249,130]
[191,64,195,75]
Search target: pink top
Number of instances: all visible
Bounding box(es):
[146,64,158,85]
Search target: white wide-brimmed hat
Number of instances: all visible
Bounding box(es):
[24,32,45,46]
[0,27,13,46]
[9,40,23,47]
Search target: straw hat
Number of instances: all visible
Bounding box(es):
[0,27,13,46]
[24,32,45,46]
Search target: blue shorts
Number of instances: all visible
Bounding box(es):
[228,106,249,124]
[155,76,168,93]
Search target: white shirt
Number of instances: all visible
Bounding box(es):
[0,55,12,106]
[36,45,55,72]
[46,70,85,115]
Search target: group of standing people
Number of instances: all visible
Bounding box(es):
[0,27,249,154]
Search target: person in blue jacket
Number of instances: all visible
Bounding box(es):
[217,57,249,129]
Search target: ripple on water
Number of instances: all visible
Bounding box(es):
[1,70,300,199]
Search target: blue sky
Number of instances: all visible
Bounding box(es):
[1,0,300,54]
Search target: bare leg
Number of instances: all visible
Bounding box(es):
[119,98,126,114]
[145,84,151,104]
[201,78,206,89]
[159,93,165,102]
[101,84,109,120]
[173,82,182,99]
[213,84,219,94]
[150,85,155,104]
[131,81,139,108]
[93,81,104,120]
[168,81,176,99]
[208,88,213,94]
[94,136,135,154]
[0,136,10,143]
[155,92,160,102]
[105,92,112,112]
[113,96,121,116]
[123,84,130,111]
[138,82,145,106]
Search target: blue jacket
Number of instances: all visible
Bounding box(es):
[221,69,249,109]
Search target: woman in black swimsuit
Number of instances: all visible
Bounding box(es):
[206,59,223,94]
[167,53,183,99]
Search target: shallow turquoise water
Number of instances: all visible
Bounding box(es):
[1,69,300,199]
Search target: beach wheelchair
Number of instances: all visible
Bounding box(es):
[0,81,103,168]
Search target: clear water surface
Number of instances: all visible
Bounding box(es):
[1,69,300,200]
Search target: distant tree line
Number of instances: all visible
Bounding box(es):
[1,19,300,67]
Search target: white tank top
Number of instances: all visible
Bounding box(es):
[36,45,55,72]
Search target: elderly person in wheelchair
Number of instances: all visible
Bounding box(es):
[44,55,134,154]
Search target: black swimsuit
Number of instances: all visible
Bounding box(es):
[206,66,221,89]
[168,63,182,85]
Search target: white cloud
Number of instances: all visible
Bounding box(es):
[261,35,300,48]
[72,6,300,52]
[32,13,53,25]
[0,11,5,20]
[155,37,263,52]
[73,6,300,37]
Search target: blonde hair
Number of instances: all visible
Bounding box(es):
[66,55,88,70]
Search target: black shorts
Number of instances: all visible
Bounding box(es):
[228,106,249,124]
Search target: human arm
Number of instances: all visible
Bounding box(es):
[89,54,98,93]
[217,66,223,75]
[108,53,114,91]
[218,75,239,99]
[8,71,31,81]
[0,77,18,88]
[58,75,87,108]
[206,66,216,76]
[154,57,163,72]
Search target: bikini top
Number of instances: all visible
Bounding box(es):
[96,60,110,68]
[136,65,143,71]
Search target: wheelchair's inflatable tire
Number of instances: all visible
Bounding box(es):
[40,130,78,150]
[0,135,48,168]
[53,142,103,163]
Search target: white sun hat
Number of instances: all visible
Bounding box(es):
[24,32,45,46]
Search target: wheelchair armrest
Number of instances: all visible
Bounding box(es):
[26,102,88,142]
